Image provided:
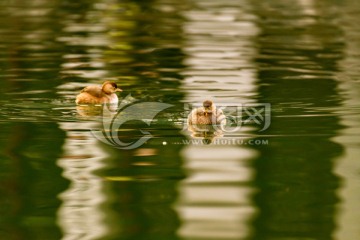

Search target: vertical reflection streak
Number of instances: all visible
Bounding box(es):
[177,0,260,239]
[57,122,114,240]
[334,0,360,238]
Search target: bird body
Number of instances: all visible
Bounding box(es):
[75,81,122,105]
[187,100,226,125]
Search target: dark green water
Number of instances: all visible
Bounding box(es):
[1,0,360,239]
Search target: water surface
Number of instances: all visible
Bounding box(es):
[1,0,360,239]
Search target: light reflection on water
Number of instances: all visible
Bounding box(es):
[177,1,260,239]
[0,0,360,240]
[177,146,258,239]
[57,122,113,240]
[333,1,360,239]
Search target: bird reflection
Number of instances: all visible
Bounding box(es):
[187,124,224,144]
[76,104,118,117]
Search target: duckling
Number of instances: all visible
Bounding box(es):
[75,81,122,105]
[187,100,226,125]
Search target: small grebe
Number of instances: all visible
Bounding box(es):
[187,100,226,125]
[75,81,122,105]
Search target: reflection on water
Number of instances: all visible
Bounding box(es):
[334,1,360,239]
[187,124,224,144]
[178,1,260,239]
[181,0,259,103]
[1,0,360,240]
[177,146,258,240]
[0,122,67,239]
[253,0,344,239]
[57,122,113,240]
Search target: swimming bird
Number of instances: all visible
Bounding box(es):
[187,100,226,125]
[75,81,122,105]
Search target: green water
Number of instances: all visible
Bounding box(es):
[1,0,360,239]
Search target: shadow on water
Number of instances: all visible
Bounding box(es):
[0,1,72,238]
[251,1,345,239]
[0,122,68,239]
[100,131,186,240]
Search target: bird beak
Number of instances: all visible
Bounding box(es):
[205,112,208,117]
[115,88,123,92]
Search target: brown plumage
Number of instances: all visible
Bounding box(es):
[187,100,226,125]
[75,81,122,104]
